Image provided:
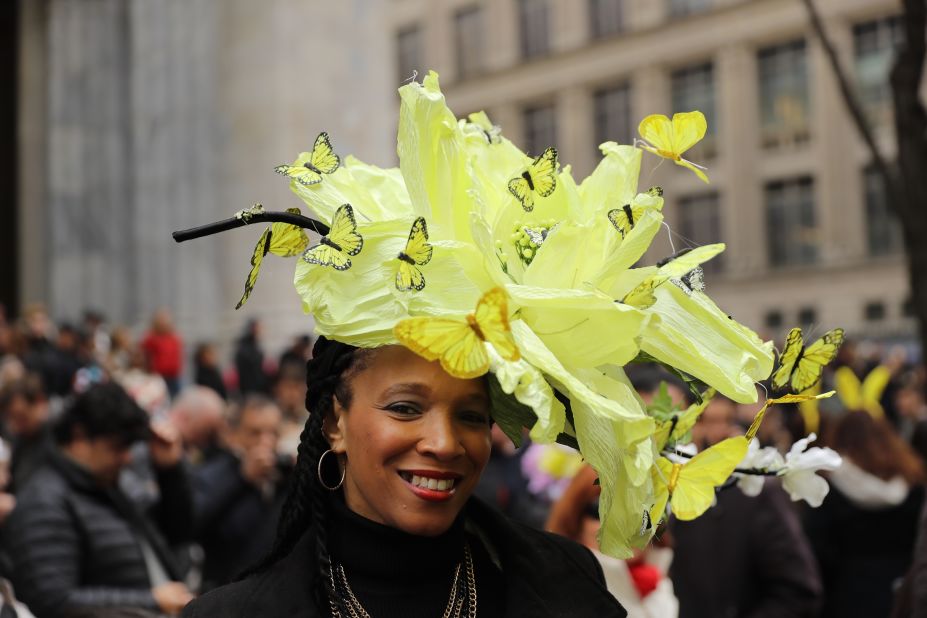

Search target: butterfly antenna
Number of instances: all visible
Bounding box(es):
[757,381,769,406]
[401,69,419,85]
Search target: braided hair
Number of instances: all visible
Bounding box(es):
[246,336,366,611]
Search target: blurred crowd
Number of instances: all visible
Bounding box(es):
[0,302,927,617]
[0,304,310,617]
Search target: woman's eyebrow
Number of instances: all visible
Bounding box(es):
[378,382,431,399]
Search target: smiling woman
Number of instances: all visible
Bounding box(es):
[184,338,625,617]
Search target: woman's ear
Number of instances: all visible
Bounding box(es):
[322,394,348,454]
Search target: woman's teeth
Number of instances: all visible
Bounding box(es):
[405,473,455,491]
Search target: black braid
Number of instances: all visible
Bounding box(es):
[241,337,361,613]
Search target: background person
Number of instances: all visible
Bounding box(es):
[192,396,290,591]
[3,383,195,618]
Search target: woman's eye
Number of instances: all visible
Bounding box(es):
[386,403,420,416]
[460,411,491,425]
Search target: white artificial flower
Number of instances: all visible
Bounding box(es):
[734,438,784,497]
[779,433,842,507]
[665,442,698,464]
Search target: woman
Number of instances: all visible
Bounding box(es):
[804,411,925,618]
[175,72,826,617]
[184,339,624,617]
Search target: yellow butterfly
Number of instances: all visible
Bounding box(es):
[507,147,558,212]
[651,436,748,523]
[395,217,434,292]
[393,287,520,379]
[302,204,364,270]
[621,275,670,309]
[834,365,891,419]
[274,132,341,186]
[745,390,836,440]
[236,207,309,310]
[653,391,715,451]
[771,327,845,394]
[607,203,649,239]
[638,111,710,183]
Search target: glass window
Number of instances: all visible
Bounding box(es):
[797,306,817,328]
[593,83,632,150]
[396,25,422,84]
[455,6,484,80]
[519,0,550,59]
[765,177,817,267]
[758,40,810,148]
[864,164,903,256]
[522,103,557,157]
[671,62,716,157]
[589,0,624,39]
[854,17,903,126]
[668,0,712,19]
[764,310,784,330]
[864,301,886,322]
[678,193,723,273]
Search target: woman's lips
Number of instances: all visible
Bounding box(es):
[398,470,460,502]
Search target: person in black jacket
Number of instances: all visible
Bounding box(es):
[184,338,625,618]
[3,382,196,618]
[192,396,291,590]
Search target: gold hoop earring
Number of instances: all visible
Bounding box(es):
[317,449,345,491]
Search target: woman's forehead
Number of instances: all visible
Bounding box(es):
[350,346,488,400]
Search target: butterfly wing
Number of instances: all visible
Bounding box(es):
[328,204,364,256]
[236,228,271,310]
[508,177,535,212]
[771,328,804,392]
[649,457,674,525]
[622,275,669,309]
[404,217,433,266]
[395,262,426,292]
[671,394,714,443]
[670,111,708,156]
[860,366,891,418]
[268,208,310,257]
[274,151,323,186]
[394,317,489,379]
[791,328,844,393]
[672,436,747,521]
[638,115,676,155]
[607,204,645,238]
[309,132,340,175]
[302,244,351,270]
[472,287,520,363]
[528,147,558,197]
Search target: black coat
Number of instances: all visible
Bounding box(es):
[183,498,627,617]
[670,480,822,618]
[2,449,193,618]
[192,449,290,590]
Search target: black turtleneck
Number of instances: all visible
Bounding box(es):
[328,497,505,618]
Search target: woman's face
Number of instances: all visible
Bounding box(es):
[326,345,492,536]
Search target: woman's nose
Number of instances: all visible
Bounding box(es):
[417,412,465,460]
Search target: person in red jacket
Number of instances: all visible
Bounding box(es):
[141,309,183,398]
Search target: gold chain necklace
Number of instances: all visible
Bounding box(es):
[328,543,476,618]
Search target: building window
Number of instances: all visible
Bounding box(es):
[854,17,903,126]
[593,83,632,150]
[758,40,810,148]
[671,62,716,158]
[455,6,484,80]
[902,297,914,317]
[396,25,422,83]
[668,0,712,19]
[522,103,557,157]
[765,177,817,267]
[589,0,624,39]
[797,307,817,328]
[519,0,550,59]
[764,310,784,330]
[864,301,886,322]
[678,193,723,273]
[864,165,903,256]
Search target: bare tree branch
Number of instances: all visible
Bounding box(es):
[800,0,899,202]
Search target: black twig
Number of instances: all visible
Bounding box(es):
[172,211,329,243]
